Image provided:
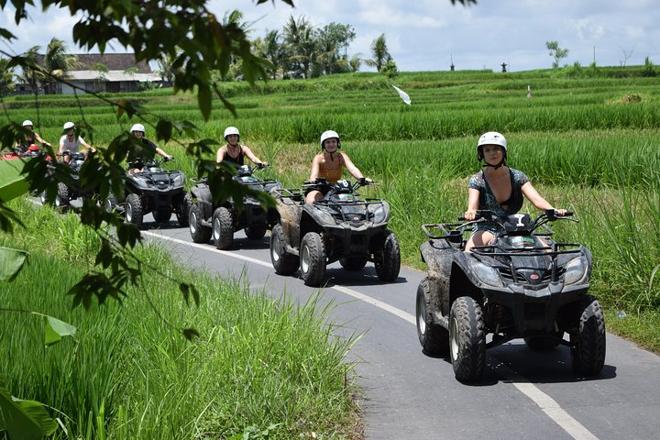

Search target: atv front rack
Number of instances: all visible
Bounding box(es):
[272,187,304,204]
[470,243,582,258]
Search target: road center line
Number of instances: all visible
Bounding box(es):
[144,229,599,440]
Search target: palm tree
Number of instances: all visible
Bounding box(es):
[367,34,392,72]
[0,58,16,97]
[20,46,43,95]
[43,38,78,93]
[283,15,316,78]
[262,30,285,79]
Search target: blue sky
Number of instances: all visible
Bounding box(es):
[1,0,658,72]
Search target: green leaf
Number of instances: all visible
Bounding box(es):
[0,160,28,202]
[179,283,190,305]
[182,328,200,340]
[0,387,57,439]
[197,84,212,121]
[43,316,77,347]
[0,247,28,281]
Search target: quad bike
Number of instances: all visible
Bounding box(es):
[269,178,400,287]
[187,164,281,249]
[416,209,605,383]
[108,158,188,228]
[40,151,92,209]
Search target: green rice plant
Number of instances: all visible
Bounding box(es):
[0,201,359,439]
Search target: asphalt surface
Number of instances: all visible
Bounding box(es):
[131,213,660,440]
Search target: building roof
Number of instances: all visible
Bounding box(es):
[72,53,152,73]
[35,53,152,74]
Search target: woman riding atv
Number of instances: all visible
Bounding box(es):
[464,131,566,251]
[216,126,267,168]
[15,119,51,154]
[305,130,368,204]
[128,123,173,174]
[59,121,94,163]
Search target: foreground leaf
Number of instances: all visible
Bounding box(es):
[0,247,28,281]
[0,387,57,440]
[43,316,77,347]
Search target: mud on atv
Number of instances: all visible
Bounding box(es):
[187,164,281,249]
[108,158,188,228]
[269,178,401,287]
[415,210,605,382]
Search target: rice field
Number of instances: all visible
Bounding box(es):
[6,69,659,316]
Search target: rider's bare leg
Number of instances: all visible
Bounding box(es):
[465,230,495,252]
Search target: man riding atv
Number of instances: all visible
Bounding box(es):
[128,123,173,173]
[59,122,94,163]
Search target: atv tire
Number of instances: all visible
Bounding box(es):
[374,230,401,282]
[177,193,192,227]
[340,256,368,271]
[212,207,234,250]
[245,224,267,240]
[571,296,606,376]
[55,183,69,208]
[270,224,299,275]
[125,193,144,228]
[189,202,211,243]
[449,296,486,383]
[105,193,118,213]
[416,278,449,356]
[300,232,326,287]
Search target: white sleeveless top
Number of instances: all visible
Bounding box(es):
[59,135,85,153]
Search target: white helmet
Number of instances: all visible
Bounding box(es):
[320,130,340,149]
[22,120,33,127]
[63,121,75,131]
[477,131,507,159]
[130,123,145,133]
[223,126,240,140]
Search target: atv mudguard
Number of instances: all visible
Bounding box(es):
[190,183,213,219]
[275,198,303,248]
[420,239,476,318]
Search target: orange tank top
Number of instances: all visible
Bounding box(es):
[318,153,344,183]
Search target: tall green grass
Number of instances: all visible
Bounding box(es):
[0,200,359,439]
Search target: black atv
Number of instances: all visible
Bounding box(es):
[187,164,281,249]
[109,158,189,228]
[416,209,605,383]
[40,151,92,209]
[269,178,401,287]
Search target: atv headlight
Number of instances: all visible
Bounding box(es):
[564,256,588,285]
[368,202,388,224]
[133,176,149,188]
[172,174,185,187]
[316,206,337,224]
[468,258,503,288]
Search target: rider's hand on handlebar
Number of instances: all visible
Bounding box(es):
[464,210,477,221]
[256,162,268,169]
[554,208,569,217]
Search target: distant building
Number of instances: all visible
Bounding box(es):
[18,53,163,95]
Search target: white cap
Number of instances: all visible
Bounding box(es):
[131,123,145,133]
[224,126,240,140]
[320,130,340,148]
[63,121,75,131]
[22,120,33,127]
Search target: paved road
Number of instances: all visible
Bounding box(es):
[92,208,660,439]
